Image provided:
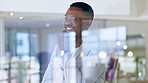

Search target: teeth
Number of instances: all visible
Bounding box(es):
[65,25,75,31]
[67,27,72,30]
[65,26,73,30]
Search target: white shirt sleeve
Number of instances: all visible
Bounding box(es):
[41,45,59,83]
[41,62,53,83]
[82,62,106,83]
[82,48,106,83]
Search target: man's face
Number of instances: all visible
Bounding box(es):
[64,7,91,35]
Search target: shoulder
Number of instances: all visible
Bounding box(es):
[83,45,98,57]
[50,44,61,60]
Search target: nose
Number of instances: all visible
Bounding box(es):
[64,21,75,31]
[64,19,73,26]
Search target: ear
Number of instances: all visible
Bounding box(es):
[88,20,92,25]
[82,19,92,30]
[86,19,92,28]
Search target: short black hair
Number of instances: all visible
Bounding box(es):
[70,2,94,18]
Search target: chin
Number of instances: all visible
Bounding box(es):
[65,30,75,33]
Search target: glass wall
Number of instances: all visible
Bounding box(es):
[0,18,148,83]
[1,25,126,83]
[0,28,40,83]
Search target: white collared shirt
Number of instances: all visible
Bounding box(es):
[42,44,106,83]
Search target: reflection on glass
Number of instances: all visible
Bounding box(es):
[118,34,146,82]
[82,27,126,83]
[0,28,40,83]
[1,25,147,83]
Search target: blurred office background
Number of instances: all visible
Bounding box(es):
[0,0,148,83]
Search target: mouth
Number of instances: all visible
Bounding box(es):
[65,26,75,32]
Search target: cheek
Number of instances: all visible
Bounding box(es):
[74,21,82,33]
[81,22,88,29]
[63,22,66,27]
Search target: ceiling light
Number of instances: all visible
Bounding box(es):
[80,51,84,58]
[123,45,128,49]
[138,72,142,77]
[60,50,64,56]
[19,16,23,20]
[9,12,14,16]
[46,23,50,27]
[127,51,133,57]
[98,51,107,59]
[116,41,121,46]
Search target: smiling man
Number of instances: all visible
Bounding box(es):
[42,2,106,83]
[63,2,94,48]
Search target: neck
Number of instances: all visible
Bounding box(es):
[76,33,82,48]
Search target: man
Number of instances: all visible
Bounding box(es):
[42,2,106,83]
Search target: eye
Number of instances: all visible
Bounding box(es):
[64,16,68,20]
[70,17,76,21]
[74,17,79,21]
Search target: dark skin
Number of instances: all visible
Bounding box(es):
[59,7,93,50]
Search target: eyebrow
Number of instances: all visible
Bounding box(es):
[64,15,79,18]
